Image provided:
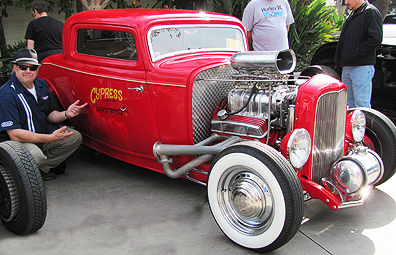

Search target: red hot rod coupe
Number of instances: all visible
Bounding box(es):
[1,9,396,253]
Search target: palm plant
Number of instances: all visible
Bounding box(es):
[288,0,344,71]
[202,0,249,20]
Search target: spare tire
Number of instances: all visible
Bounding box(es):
[300,65,340,80]
[0,141,47,235]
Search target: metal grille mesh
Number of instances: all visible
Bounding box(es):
[192,65,238,144]
[311,89,347,183]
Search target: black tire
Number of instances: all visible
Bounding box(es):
[300,65,340,80]
[207,141,304,253]
[0,141,47,235]
[352,108,396,185]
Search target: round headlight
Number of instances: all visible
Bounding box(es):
[351,110,366,143]
[287,129,311,168]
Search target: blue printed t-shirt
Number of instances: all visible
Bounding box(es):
[242,0,294,51]
[0,74,58,145]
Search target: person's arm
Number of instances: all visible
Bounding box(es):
[27,39,35,49]
[7,126,74,143]
[247,31,253,44]
[358,10,383,57]
[287,25,290,32]
[47,99,87,123]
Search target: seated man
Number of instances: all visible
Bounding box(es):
[0,49,87,180]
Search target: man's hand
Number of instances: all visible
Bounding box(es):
[65,100,88,119]
[48,99,88,123]
[50,126,75,141]
[7,126,74,143]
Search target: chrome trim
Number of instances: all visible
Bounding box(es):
[337,186,372,209]
[185,173,207,186]
[211,120,266,138]
[287,105,295,133]
[128,85,144,92]
[311,89,347,183]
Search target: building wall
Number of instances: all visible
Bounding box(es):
[3,0,157,46]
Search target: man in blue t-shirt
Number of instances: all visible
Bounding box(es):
[242,0,294,51]
[0,49,87,180]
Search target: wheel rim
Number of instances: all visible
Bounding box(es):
[0,165,19,222]
[218,166,274,236]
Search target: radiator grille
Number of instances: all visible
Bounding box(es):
[192,65,238,144]
[311,89,347,183]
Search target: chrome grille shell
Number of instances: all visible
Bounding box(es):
[311,89,347,183]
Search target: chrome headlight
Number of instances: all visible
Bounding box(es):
[287,129,311,168]
[351,110,366,143]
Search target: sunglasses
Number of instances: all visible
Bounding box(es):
[17,65,39,71]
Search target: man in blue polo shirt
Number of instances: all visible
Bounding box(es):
[0,49,87,180]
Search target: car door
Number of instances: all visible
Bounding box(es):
[64,24,160,158]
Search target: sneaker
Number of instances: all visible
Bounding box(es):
[50,161,67,175]
[41,171,57,181]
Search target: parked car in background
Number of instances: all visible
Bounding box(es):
[308,13,396,123]
[1,9,396,253]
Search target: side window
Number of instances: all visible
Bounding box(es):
[77,29,137,60]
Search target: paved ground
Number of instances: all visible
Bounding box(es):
[1,145,396,255]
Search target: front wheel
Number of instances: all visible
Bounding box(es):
[0,141,47,235]
[207,141,304,253]
[352,108,396,185]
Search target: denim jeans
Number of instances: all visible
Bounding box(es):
[342,65,375,108]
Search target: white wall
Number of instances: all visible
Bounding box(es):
[3,0,157,46]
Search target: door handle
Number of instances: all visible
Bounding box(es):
[128,85,144,92]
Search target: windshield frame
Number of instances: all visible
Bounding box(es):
[147,24,247,62]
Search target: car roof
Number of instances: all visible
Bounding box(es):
[383,24,396,46]
[384,14,396,24]
[65,8,244,30]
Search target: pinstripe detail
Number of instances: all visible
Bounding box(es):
[17,93,35,132]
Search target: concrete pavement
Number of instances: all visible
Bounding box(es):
[1,145,396,255]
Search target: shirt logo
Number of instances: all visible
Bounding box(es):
[42,95,49,100]
[1,121,13,128]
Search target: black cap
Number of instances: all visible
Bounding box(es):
[12,49,40,66]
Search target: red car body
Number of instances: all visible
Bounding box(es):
[40,9,246,175]
[37,8,396,253]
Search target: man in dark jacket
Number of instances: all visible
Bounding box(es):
[335,0,382,108]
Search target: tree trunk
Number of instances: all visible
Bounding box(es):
[80,0,111,10]
[376,0,391,19]
[76,0,84,12]
[0,15,11,60]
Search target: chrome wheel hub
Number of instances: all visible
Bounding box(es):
[218,166,274,235]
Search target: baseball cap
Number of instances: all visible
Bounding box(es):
[12,49,41,66]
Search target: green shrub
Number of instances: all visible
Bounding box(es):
[0,40,27,82]
[289,0,344,71]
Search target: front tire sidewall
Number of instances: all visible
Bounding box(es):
[208,152,286,249]
[0,141,46,235]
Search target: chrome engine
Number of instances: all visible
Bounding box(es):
[211,50,299,140]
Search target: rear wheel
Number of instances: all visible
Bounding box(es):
[353,108,396,185]
[207,141,303,253]
[0,141,47,235]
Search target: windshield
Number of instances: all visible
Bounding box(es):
[148,25,247,61]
